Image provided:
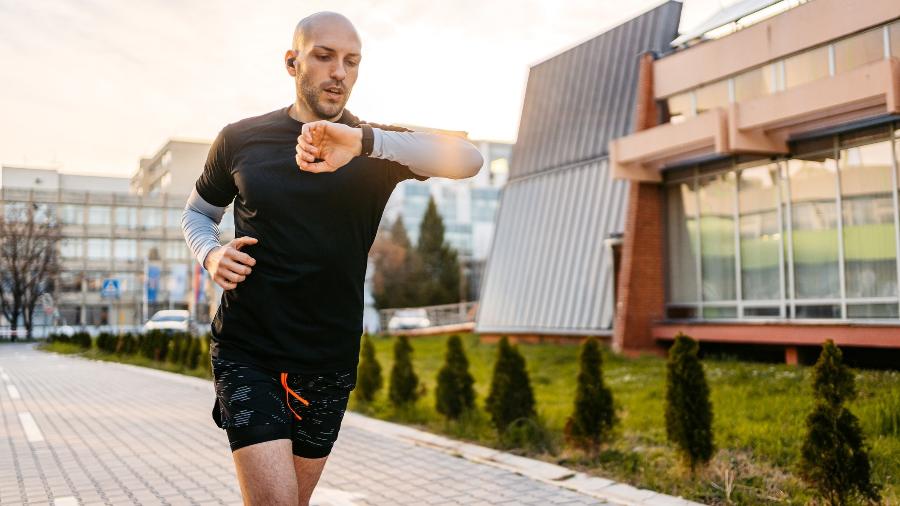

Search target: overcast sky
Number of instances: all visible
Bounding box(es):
[0,0,728,177]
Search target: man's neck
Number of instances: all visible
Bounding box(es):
[290,100,342,124]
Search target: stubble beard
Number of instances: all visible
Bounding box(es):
[298,72,347,121]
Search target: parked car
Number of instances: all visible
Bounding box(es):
[143,310,191,334]
[387,308,432,332]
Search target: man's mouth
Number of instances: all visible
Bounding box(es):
[323,87,344,100]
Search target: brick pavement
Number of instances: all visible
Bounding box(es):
[0,343,615,506]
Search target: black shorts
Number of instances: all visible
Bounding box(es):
[210,356,356,458]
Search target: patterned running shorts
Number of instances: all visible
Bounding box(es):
[210,356,356,458]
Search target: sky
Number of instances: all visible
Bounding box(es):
[0,0,728,177]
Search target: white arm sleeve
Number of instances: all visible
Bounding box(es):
[371,128,484,179]
[181,187,226,268]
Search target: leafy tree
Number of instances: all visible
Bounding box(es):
[389,336,419,406]
[800,340,880,505]
[356,334,383,403]
[565,337,616,451]
[373,217,424,309]
[486,336,536,433]
[435,334,475,419]
[665,332,714,473]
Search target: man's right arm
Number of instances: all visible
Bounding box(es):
[182,187,227,269]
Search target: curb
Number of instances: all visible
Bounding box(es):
[341,413,705,506]
[39,345,705,505]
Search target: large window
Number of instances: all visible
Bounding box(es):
[734,64,778,102]
[787,146,840,300]
[664,122,900,321]
[784,45,830,90]
[59,204,83,225]
[88,206,111,226]
[86,239,111,260]
[115,207,137,228]
[891,21,900,57]
[839,129,896,301]
[666,92,693,124]
[738,162,781,301]
[695,80,729,115]
[833,27,885,74]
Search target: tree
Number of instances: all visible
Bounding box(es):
[435,334,475,419]
[416,197,461,306]
[389,336,419,406]
[665,332,714,473]
[800,340,880,506]
[485,336,536,433]
[372,217,424,309]
[565,337,616,452]
[356,334,383,403]
[0,201,61,340]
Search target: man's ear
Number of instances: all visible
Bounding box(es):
[284,49,297,76]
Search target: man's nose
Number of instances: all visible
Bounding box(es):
[331,62,347,81]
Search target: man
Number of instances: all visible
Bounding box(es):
[181,11,483,506]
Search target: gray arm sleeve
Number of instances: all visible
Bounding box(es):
[371,128,484,179]
[181,187,226,268]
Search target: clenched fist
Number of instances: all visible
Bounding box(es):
[204,236,258,290]
[295,120,363,173]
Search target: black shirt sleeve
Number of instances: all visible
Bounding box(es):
[366,122,430,186]
[195,125,238,207]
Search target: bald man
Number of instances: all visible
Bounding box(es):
[181,11,483,506]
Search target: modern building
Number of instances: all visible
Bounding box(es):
[131,139,212,197]
[476,2,682,339]
[478,0,900,362]
[0,164,210,330]
[609,0,900,361]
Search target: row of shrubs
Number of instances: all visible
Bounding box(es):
[47,330,211,374]
[357,333,883,506]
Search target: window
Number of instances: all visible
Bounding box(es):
[666,181,700,303]
[784,45,829,89]
[666,92,693,124]
[166,208,182,228]
[114,239,137,261]
[59,204,83,225]
[891,21,900,58]
[141,240,162,260]
[695,80,729,115]
[115,207,137,228]
[833,27,885,74]
[839,130,896,299]
[142,208,162,229]
[86,239,111,260]
[166,240,190,261]
[698,171,737,301]
[787,145,840,299]
[60,239,83,258]
[734,64,778,101]
[87,206,111,226]
[738,163,782,300]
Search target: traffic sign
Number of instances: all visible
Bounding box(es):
[101,278,120,299]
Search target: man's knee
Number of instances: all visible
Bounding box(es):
[233,438,297,505]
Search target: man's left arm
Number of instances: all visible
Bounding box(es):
[296,121,484,180]
[369,127,484,180]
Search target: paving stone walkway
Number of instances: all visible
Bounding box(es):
[0,342,622,505]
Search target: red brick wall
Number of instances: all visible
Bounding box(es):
[612,52,667,356]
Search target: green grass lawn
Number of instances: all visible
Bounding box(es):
[351,333,900,505]
[39,334,899,505]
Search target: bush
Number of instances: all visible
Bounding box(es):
[73,331,92,350]
[356,334,383,403]
[800,340,880,505]
[389,336,419,407]
[565,336,616,452]
[185,335,202,369]
[168,333,184,365]
[117,333,136,355]
[485,336,536,434]
[665,332,714,473]
[435,334,475,419]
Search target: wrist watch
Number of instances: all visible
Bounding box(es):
[359,124,374,157]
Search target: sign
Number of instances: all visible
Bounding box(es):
[146,265,161,303]
[168,263,188,301]
[100,278,120,299]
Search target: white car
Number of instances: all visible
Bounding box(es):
[143,310,191,334]
[387,308,432,332]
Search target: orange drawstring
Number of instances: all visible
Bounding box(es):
[280,372,310,421]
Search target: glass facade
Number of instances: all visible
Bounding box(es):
[665,122,900,321]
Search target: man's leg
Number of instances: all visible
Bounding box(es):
[232,439,297,505]
[293,455,328,506]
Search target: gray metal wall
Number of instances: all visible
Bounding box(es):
[475,2,682,335]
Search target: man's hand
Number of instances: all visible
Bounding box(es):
[204,236,258,290]
[295,120,362,173]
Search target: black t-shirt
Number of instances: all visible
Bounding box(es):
[195,105,428,379]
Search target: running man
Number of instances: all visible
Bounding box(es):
[181,11,483,506]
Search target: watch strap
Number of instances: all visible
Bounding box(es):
[359,124,374,157]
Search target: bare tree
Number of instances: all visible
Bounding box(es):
[0,201,61,340]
